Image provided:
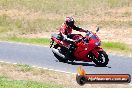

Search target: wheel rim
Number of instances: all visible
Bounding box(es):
[98,53,106,63]
[90,51,109,66]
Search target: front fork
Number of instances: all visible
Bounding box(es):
[50,38,54,48]
[91,47,103,59]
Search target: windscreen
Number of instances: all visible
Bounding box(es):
[86,32,98,40]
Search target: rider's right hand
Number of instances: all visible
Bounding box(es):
[85,30,89,33]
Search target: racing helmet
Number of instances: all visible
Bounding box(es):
[65,17,75,27]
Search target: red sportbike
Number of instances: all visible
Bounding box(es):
[50,28,109,66]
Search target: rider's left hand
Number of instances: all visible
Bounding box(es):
[85,30,89,33]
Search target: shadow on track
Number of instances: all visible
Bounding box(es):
[67,61,111,68]
[55,60,95,66]
[55,60,111,68]
[66,61,96,66]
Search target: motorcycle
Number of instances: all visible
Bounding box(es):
[50,27,109,66]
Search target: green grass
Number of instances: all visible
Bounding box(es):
[1,37,50,45]
[16,64,33,72]
[0,76,63,88]
[102,41,131,51]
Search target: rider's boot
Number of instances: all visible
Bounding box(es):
[65,44,75,61]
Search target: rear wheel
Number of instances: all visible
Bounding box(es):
[92,51,109,66]
[52,44,68,62]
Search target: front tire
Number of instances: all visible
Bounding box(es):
[92,51,109,66]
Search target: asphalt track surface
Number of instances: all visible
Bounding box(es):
[0,42,132,76]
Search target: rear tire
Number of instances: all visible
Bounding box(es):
[92,51,109,67]
[52,44,68,62]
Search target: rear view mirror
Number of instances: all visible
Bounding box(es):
[96,27,100,33]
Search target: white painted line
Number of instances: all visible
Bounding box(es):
[31,65,76,74]
[129,83,132,86]
[0,60,76,75]
[0,61,17,65]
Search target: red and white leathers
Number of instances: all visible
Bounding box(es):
[59,23,87,42]
[60,23,87,35]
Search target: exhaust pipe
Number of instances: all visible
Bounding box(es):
[52,48,65,58]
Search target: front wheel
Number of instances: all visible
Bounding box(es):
[92,51,109,67]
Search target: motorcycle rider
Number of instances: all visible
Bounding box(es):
[59,17,88,60]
